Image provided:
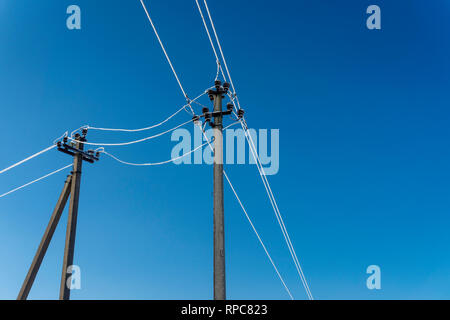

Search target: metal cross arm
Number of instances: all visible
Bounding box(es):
[56,133,100,164]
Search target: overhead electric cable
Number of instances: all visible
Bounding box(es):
[0,145,57,175]
[203,0,241,111]
[71,90,208,137]
[101,140,211,166]
[139,0,194,114]
[87,105,187,133]
[67,119,192,147]
[223,171,294,300]
[195,0,227,81]
[241,118,313,300]
[0,164,72,199]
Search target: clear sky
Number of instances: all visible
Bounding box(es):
[0,0,449,300]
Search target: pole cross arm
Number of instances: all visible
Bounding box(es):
[56,142,99,163]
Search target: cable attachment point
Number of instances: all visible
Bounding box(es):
[192,115,201,126]
[237,109,245,119]
[223,82,230,94]
[56,131,99,164]
[202,107,212,123]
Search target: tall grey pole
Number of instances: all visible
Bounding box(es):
[213,84,226,300]
[59,137,84,300]
[17,175,72,300]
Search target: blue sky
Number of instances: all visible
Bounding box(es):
[0,0,449,300]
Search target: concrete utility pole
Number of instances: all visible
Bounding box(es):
[59,137,84,300]
[204,80,233,300]
[17,175,72,300]
[203,80,243,300]
[212,83,225,300]
[17,130,99,300]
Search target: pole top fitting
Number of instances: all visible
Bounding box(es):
[192,115,201,126]
[223,82,230,93]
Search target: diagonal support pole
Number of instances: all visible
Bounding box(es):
[59,139,84,300]
[17,174,73,300]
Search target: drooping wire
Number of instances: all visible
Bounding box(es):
[70,90,209,138]
[139,0,194,114]
[0,164,72,199]
[66,119,192,147]
[0,145,57,176]
[99,119,238,166]
[222,120,241,131]
[86,105,187,133]
[200,122,294,299]
[101,140,212,166]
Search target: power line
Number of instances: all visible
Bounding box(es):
[101,140,211,166]
[195,0,226,81]
[139,0,194,114]
[203,0,241,111]
[0,164,72,199]
[70,91,209,138]
[67,119,192,147]
[87,105,187,133]
[223,171,294,300]
[0,145,57,176]
[242,118,314,300]
[100,120,238,167]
